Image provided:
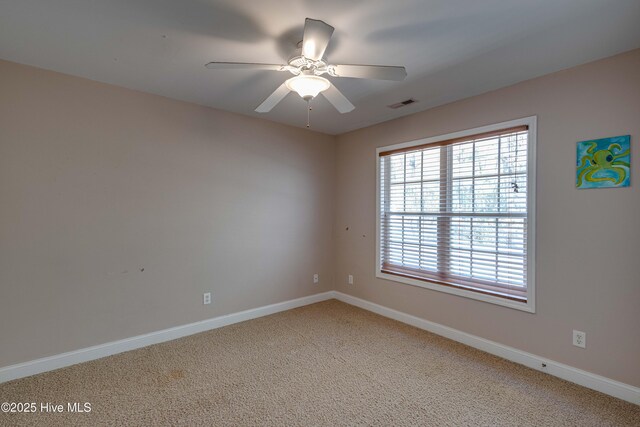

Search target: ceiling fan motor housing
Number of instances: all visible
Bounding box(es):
[286,55,334,77]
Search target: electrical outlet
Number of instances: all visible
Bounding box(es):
[573,330,586,348]
[348,274,354,285]
[203,292,211,305]
[313,273,319,284]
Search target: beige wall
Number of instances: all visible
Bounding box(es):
[334,49,640,387]
[0,59,336,367]
[2,49,639,388]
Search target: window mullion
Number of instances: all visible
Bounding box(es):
[402,153,407,266]
[471,141,476,279]
[437,146,451,277]
[419,151,424,270]
[496,136,502,282]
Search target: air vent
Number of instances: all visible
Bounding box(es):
[388,98,418,109]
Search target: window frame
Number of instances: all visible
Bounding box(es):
[375,116,537,313]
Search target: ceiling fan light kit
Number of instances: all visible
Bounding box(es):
[285,74,330,101]
[205,18,407,127]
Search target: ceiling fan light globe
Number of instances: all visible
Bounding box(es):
[285,75,330,100]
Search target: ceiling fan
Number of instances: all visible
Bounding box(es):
[205,18,407,118]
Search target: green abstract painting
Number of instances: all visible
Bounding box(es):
[576,135,630,189]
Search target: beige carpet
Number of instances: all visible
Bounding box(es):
[1,300,638,426]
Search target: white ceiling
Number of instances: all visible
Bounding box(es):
[1,0,639,135]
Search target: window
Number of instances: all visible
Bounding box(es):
[376,117,536,312]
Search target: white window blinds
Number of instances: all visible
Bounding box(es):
[379,126,530,302]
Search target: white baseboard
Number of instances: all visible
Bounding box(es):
[0,291,334,384]
[3,290,638,406]
[332,291,640,405]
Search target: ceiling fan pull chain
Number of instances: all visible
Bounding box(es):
[307,100,312,128]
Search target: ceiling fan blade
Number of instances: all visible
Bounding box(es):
[322,84,355,113]
[302,18,334,61]
[205,62,284,71]
[255,83,290,113]
[332,64,407,81]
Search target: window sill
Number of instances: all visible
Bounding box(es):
[376,270,535,313]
